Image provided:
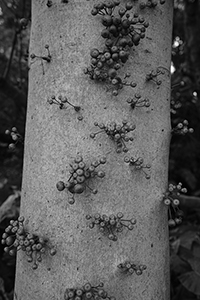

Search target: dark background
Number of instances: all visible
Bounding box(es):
[0,0,200,299]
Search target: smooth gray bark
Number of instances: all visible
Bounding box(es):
[14,1,173,299]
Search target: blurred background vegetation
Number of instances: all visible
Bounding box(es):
[0,0,200,299]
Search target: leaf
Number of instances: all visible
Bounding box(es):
[179,168,197,190]
[0,277,9,300]
[0,178,8,190]
[170,253,190,275]
[179,231,198,250]
[188,257,200,275]
[193,234,200,245]
[0,257,15,292]
[0,191,20,223]
[178,244,200,274]
[170,238,180,254]
[178,245,194,263]
[192,241,200,259]
[178,271,200,296]
[172,283,197,300]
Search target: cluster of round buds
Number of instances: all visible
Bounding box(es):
[30,45,51,75]
[64,282,116,300]
[146,67,166,85]
[47,95,81,112]
[117,261,147,275]
[56,155,106,204]
[126,93,150,109]
[170,98,182,115]
[30,44,51,63]
[1,216,56,269]
[86,212,136,241]
[171,119,194,135]
[139,0,165,9]
[84,1,149,95]
[5,127,23,150]
[163,182,186,227]
[124,156,151,179]
[90,120,135,153]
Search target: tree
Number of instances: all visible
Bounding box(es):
[12,0,173,299]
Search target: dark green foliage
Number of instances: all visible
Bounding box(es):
[170,2,200,299]
[0,0,30,296]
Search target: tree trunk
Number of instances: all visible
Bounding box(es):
[14,1,173,300]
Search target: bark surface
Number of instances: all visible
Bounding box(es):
[14,1,173,299]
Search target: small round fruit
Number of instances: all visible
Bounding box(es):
[85,292,92,299]
[105,39,113,48]
[164,198,171,205]
[68,197,75,205]
[122,19,130,28]
[73,184,85,194]
[173,199,180,206]
[72,163,79,170]
[102,15,113,26]
[9,249,16,256]
[126,2,133,10]
[118,8,126,16]
[104,52,111,60]
[76,176,85,183]
[74,155,83,163]
[118,38,128,47]
[136,269,142,275]
[50,248,57,256]
[111,46,118,53]
[108,234,115,240]
[100,157,106,164]
[101,29,110,39]
[5,236,14,246]
[76,289,83,296]
[89,166,95,172]
[68,290,75,298]
[91,8,98,15]
[90,48,99,58]
[76,169,84,176]
[97,171,105,178]
[108,68,117,79]
[56,181,65,191]
[175,218,182,224]
[168,219,176,227]
[18,216,25,222]
[117,212,123,218]
[130,219,136,225]
[84,283,92,291]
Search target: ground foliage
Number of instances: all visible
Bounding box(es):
[0,0,200,299]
